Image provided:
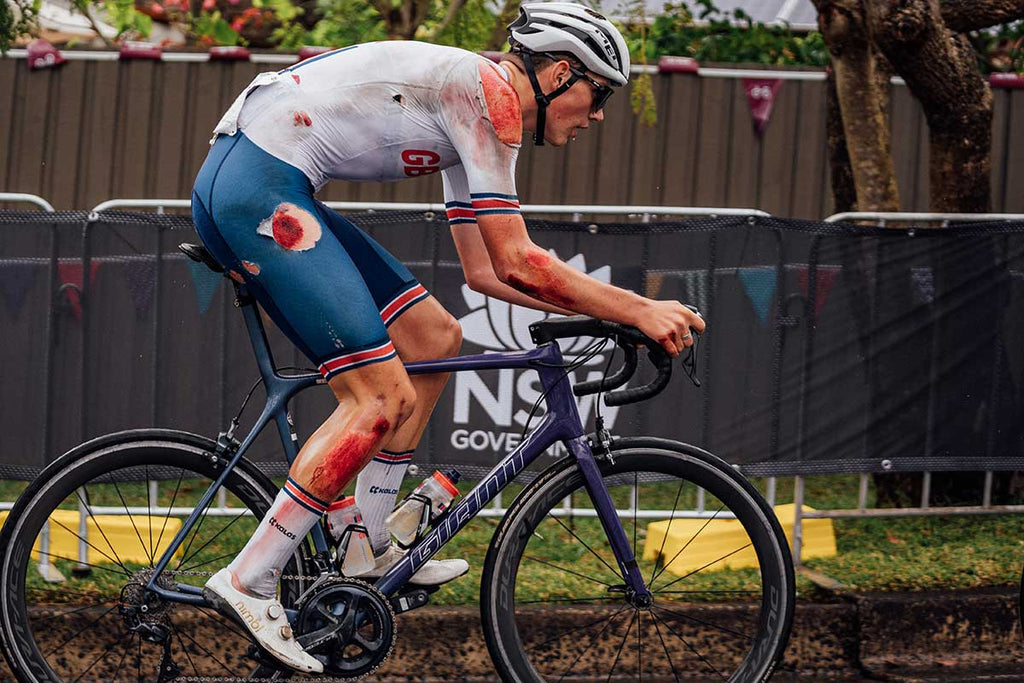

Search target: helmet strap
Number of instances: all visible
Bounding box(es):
[522,51,578,146]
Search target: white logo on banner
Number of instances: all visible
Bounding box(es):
[450,253,623,458]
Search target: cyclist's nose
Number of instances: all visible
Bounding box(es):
[590,109,604,123]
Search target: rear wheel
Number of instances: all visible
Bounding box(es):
[0,430,314,682]
[481,438,795,682]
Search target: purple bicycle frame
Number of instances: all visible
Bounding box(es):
[374,342,649,599]
[145,280,649,604]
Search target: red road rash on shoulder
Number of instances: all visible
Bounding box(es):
[257,203,321,251]
[293,111,312,127]
[306,418,391,499]
[478,62,522,146]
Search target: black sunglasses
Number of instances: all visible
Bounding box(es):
[569,66,613,113]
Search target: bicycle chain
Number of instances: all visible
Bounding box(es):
[162,570,389,682]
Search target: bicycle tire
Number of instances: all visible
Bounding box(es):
[0,429,315,683]
[480,437,795,682]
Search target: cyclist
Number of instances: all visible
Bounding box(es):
[191,2,705,672]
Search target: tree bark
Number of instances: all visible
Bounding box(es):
[814,0,900,212]
[940,0,1024,32]
[868,0,993,213]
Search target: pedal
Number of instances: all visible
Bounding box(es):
[389,586,436,614]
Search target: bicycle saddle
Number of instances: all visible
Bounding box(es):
[178,242,225,274]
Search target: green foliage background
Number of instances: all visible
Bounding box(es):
[3,0,1024,75]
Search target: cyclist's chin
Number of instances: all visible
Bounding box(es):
[545,129,573,147]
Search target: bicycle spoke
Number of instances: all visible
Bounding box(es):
[31,597,118,624]
[649,609,683,683]
[146,466,155,567]
[649,606,728,680]
[547,514,621,581]
[653,603,753,642]
[154,469,185,556]
[175,623,241,677]
[552,606,630,682]
[654,588,761,596]
[70,631,134,683]
[655,542,753,594]
[193,603,252,642]
[180,550,237,574]
[605,609,637,682]
[650,504,726,587]
[112,479,156,567]
[75,487,134,573]
[526,605,629,658]
[173,623,203,676]
[523,555,614,588]
[517,595,617,605]
[649,481,686,586]
[175,491,217,572]
[42,603,121,657]
[636,609,642,681]
[177,507,251,571]
[47,517,132,577]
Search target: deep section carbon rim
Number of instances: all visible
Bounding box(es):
[483,443,794,682]
[0,438,310,682]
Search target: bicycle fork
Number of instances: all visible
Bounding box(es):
[565,435,652,604]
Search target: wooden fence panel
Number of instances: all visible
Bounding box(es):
[3,54,1024,219]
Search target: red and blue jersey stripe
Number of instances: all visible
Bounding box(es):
[318,339,397,379]
[471,192,520,217]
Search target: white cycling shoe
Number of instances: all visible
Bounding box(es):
[203,568,323,674]
[353,544,469,586]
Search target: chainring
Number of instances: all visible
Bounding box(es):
[293,578,396,679]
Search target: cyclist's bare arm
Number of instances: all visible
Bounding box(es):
[474,214,706,356]
[450,224,573,316]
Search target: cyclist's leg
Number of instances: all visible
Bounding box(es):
[311,203,463,553]
[192,133,417,668]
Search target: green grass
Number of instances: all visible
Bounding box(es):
[3,472,1023,608]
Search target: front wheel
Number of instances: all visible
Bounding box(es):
[480,437,795,682]
[0,429,314,682]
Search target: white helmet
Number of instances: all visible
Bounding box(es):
[508,2,631,87]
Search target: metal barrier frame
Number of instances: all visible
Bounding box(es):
[0,193,55,212]
[3,199,1023,578]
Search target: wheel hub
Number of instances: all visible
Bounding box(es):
[294,577,396,678]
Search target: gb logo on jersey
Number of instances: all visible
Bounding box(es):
[402,149,440,177]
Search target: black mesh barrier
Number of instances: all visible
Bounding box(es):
[1,209,1022,481]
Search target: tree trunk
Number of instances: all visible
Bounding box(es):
[374,0,433,40]
[868,0,993,213]
[486,0,520,51]
[814,0,900,212]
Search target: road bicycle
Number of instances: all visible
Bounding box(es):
[0,242,795,681]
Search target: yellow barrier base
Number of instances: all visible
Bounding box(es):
[644,503,836,576]
[0,509,183,567]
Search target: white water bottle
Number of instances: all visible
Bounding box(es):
[326,496,376,576]
[385,469,461,546]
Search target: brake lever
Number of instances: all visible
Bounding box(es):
[682,304,703,388]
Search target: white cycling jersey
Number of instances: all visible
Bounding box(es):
[213,41,523,225]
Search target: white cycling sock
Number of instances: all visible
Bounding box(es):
[354,449,413,553]
[227,477,328,598]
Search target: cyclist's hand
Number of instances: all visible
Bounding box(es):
[637,300,706,357]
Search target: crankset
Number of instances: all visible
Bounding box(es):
[293,578,397,679]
